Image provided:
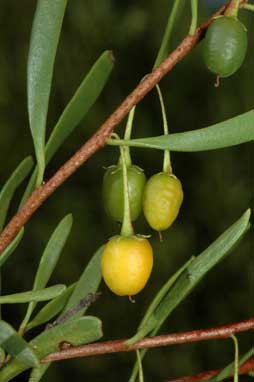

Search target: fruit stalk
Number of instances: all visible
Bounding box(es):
[155,85,172,174]
[123,106,136,167]
[242,3,254,11]
[120,146,134,237]
[189,0,198,35]
[225,0,241,17]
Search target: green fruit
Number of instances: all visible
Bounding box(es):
[102,165,146,222]
[143,172,183,231]
[203,16,247,78]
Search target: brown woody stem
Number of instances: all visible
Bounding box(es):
[165,357,254,382]
[41,318,254,363]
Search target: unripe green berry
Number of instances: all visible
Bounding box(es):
[204,16,247,78]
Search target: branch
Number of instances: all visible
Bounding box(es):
[0,1,238,254]
[41,318,254,363]
[165,357,254,382]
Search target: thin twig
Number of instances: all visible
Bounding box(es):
[165,357,254,382]
[0,2,232,255]
[41,318,254,363]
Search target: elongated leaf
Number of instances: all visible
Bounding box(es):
[209,347,254,382]
[138,257,195,332]
[27,0,68,185]
[22,214,73,329]
[46,50,114,163]
[0,157,33,231]
[31,316,102,357]
[20,51,114,207]
[127,211,249,382]
[109,110,254,152]
[0,285,66,304]
[128,209,250,344]
[27,247,102,380]
[26,283,76,331]
[61,246,103,319]
[0,317,102,382]
[128,257,195,382]
[128,262,205,382]
[0,320,39,368]
[0,228,24,268]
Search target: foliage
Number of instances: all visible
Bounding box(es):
[0,0,252,381]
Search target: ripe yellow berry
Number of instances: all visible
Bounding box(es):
[101,235,153,296]
[143,172,183,231]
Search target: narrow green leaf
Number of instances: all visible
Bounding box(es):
[0,157,33,231]
[61,246,103,319]
[20,51,114,207]
[0,228,24,268]
[31,214,72,294]
[187,213,250,281]
[31,316,102,358]
[128,257,195,382]
[26,247,102,380]
[29,364,50,382]
[0,317,102,382]
[0,285,66,305]
[24,246,101,382]
[147,209,250,335]
[21,214,73,330]
[46,50,114,163]
[128,209,250,343]
[0,320,39,368]
[138,256,195,333]
[127,210,250,382]
[208,347,254,382]
[26,283,76,331]
[27,0,68,185]
[153,0,185,68]
[108,110,254,152]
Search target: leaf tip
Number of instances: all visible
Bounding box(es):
[245,208,251,218]
[26,155,35,167]
[65,213,73,226]
[98,319,103,339]
[242,208,251,226]
[107,50,115,65]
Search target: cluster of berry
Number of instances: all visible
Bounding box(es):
[101,162,183,297]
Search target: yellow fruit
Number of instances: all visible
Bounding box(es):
[143,172,183,231]
[101,235,153,296]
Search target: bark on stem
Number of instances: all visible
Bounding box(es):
[41,318,254,363]
[165,357,254,382]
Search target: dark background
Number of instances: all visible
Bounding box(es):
[0,0,253,381]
